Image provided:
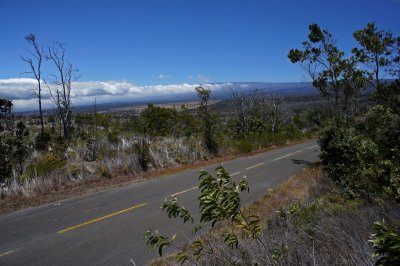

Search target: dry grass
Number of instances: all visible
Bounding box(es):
[245,164,321,223]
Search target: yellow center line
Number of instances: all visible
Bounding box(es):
[245,163,264,171]
[273,149,303,161]
[0,248,21,258]
[57,202,147,234]
[171,186,197,197]
[307,145,318,150]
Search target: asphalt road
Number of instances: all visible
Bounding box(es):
[0,140,319,266]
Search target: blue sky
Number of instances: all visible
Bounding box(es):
[0,0,399,110]
[1,0,399,84]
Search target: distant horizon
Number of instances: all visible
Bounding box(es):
[3,78,317,112]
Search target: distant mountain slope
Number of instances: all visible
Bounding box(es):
[17,81,318,114]
[210,82,316,98]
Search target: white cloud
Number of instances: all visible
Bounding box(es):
[0,78,217,111]
[157,74,170,79]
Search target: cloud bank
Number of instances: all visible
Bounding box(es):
[0,78,206,111]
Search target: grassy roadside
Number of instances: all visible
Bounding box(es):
[149,164,399,265]
[0,138,313,215]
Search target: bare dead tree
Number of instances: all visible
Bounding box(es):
[21,34,45,135]
[229,87,260,139]
[46,41,79,139]
[262,90,282,134]
[230,87,246,139]
[90,98,98,161]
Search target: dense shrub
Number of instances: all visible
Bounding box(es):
[361,105,400,162]
[319,122,380,197]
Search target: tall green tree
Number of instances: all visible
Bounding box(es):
[352,22,397,90]
[352,23,400,109]
[288,24,368,118]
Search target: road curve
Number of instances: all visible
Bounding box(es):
[0,140,319,265]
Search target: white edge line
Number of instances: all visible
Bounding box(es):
[245,163,264,171]
[307,145,318,150]
[171,186,197,197]
[273,149,303,161]
[0,248,20,258]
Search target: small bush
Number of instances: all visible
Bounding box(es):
[107,130,120,145]
[97,164,112,178]
[234,139,252,153]
[34,132,51,151]
[25,155,67,178]
[52,137,69,159]
[134,138,150,171]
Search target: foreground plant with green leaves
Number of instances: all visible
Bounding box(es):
[144,166,265,264]
[370,220,400,266]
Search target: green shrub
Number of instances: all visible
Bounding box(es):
[97,164,111,178]
[107,130,120,145]
[25,155,67,178]
[68,164,84,179]
[34,132,51,151]
[134,138,150,171]
[361,105,400,163]
[0,135,13,183]
[175,153,189,164]
[234,139,252,153]
[258,132,274,147]
[52,137,69,159]
[281,123,303,139]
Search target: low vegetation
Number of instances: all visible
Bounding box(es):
[0,86,316,212]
